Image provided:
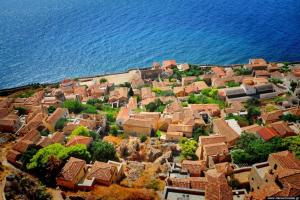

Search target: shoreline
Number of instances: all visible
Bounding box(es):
[1,60,300,95]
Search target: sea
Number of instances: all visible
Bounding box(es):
[0,0,300,89]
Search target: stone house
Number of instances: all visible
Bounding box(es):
[56,157,87,190]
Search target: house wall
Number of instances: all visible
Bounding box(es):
[123,125,152,136]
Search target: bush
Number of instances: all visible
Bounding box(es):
[47,106,56,114]
[283,136,300,159]
[110,124,119,136]
[15,107,27,116]
[179,138,198,160]
[55,118,67,131]
[63,100,84,114]
[232,133,287,165]
[100,78,108,83]
[156,130,162,138]
[89,141,116,162]
[145,99,166,113]
[140,135,147,143]
[192,127,209,141]
[68,125,90,140]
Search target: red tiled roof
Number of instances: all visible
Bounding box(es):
[58,157,86,182]
[257,127,278,141]
[66,136,93,147]
[203,142,229,156]
[269,121,295,137]
[87,161,116,182]
[211,67,226,77]
[205,170,233,200]
[181,160,206,176]
[6,150,21,164]
[213,118,240,144]
[269,151,300,170]
[13,140,34,153]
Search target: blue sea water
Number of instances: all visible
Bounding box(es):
[0,0,300,89]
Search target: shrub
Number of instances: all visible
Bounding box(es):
[89,141,116,162]
[140,135,147,143]
[179,138,198,160]
[63,100,84,114]
[68,125,90,140]
[55,118,67,131]
[15,107,27,116]
[100,78,108,83]
[47,106,56,114]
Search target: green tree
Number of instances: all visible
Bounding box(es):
[68,125,90,140]
[47,106,56,114]
[145,99,166,113]
[55,118,67,131]
[63,100,84,114]
[20,146,39,169]
[281,113,300,122]
[27,143,91,170]
[283,136,300,159]
[179,138,198,160]
[140,135,147,143]
[15,107,27,116]
[192,127,209,141]
[89,141,116,162]
[100,78,108,83]
[290,80,298,92]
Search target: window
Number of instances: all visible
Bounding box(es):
[274,164,277,170]
[251,177,254,181]
[257,186,260,190]
[265,179,268,182]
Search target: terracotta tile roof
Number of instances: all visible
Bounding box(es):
[87,161,116,182]
[211,67,226,77]
[13,140,34,153]
[247,182,281,200]
[215,162,234,176]
[116,107,130,123]
[22,129,41,143]
[164,101,183,113]
[123,118,154,128]
[173,86,185,95]
[37,137,53,148]
[6,150,21,164]
[205,170,233,200]
[241,124,262,134]
[199,135,227,146]
[169,178,190,188]
[127,97,137,109]
[213,118,240,144]
[167,124,193,134]
[163,60,176,68]
[51,132,65,144]
[255,70,270,76]
[292,67,300,77]
[269,121,295,137]
[181,160,206,175]
[169,177,207,190]
[141,87,155,100]
[257,127,278,141]
[203,142,229,156]
[66,136,93,147]
[46,108,68,125]
[58,157,86,182]
[249,58,268,66]
[261,110,283,123]
[189,104,220,117]
[269,151,300,170]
